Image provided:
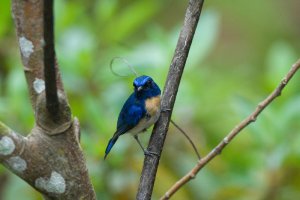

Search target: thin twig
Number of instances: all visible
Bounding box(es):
[43,0,59,115]
[110,57,139,78]
[136,1,205,199]
[160,59,300,200]
[170,119,201,159]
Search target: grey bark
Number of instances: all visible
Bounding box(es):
[136,0,205,199]
[0,0,96,199]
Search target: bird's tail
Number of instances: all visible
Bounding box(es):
[104,136,119,160]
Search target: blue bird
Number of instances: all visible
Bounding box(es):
[104,75,161,159]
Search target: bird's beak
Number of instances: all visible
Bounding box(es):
[137,86,143,92]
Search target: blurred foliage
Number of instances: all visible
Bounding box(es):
[0,0,300,199]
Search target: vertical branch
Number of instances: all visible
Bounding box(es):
[12,0,44,109]
[13,0,71,133]
[43,0,59,115]
[136,0,205,199]
[12,0,64,112]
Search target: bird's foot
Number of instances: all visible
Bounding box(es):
[144,149,160,157]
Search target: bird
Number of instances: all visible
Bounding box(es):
[104,75,161,159]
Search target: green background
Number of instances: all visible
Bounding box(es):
[0,0,300,199]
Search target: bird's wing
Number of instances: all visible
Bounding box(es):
[104,94,146,159]
[114,94,146,137]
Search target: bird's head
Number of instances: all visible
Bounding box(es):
[133,75,161,99]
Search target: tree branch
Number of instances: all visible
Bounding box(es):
[0,119,96,199]
[43,0,59,116]
[0,122,26,162]
[136,0,205,199]
[12,0,63,110]
[160,59,300,200]
[4,1,97,199]
[12,0,71,134]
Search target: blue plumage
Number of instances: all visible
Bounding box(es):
[104,75,161,159]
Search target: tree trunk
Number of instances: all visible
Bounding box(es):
[0,0,96,199]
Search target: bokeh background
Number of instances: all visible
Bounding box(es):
[0,0,300,199]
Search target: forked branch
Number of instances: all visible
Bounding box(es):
[0,0,97,199]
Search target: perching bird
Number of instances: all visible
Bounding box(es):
[104,75,161,159]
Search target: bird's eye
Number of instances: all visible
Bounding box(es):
[144,80,152,89]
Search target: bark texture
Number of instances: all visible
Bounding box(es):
[0,0,96,199]
[136,0,205,199]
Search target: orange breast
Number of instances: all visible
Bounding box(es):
[145,96,161,116]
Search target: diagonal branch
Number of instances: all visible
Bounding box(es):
[43,0,59,116]
[0,122,26,160]
[160,59,300,200]
[136,0,205,199]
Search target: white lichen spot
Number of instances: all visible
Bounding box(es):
[7,156,27,173]
[0,136,15,155]
[40,38,45,47]
[19,36,34,58]
[33,78,45,94]
[35,171,66,194]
